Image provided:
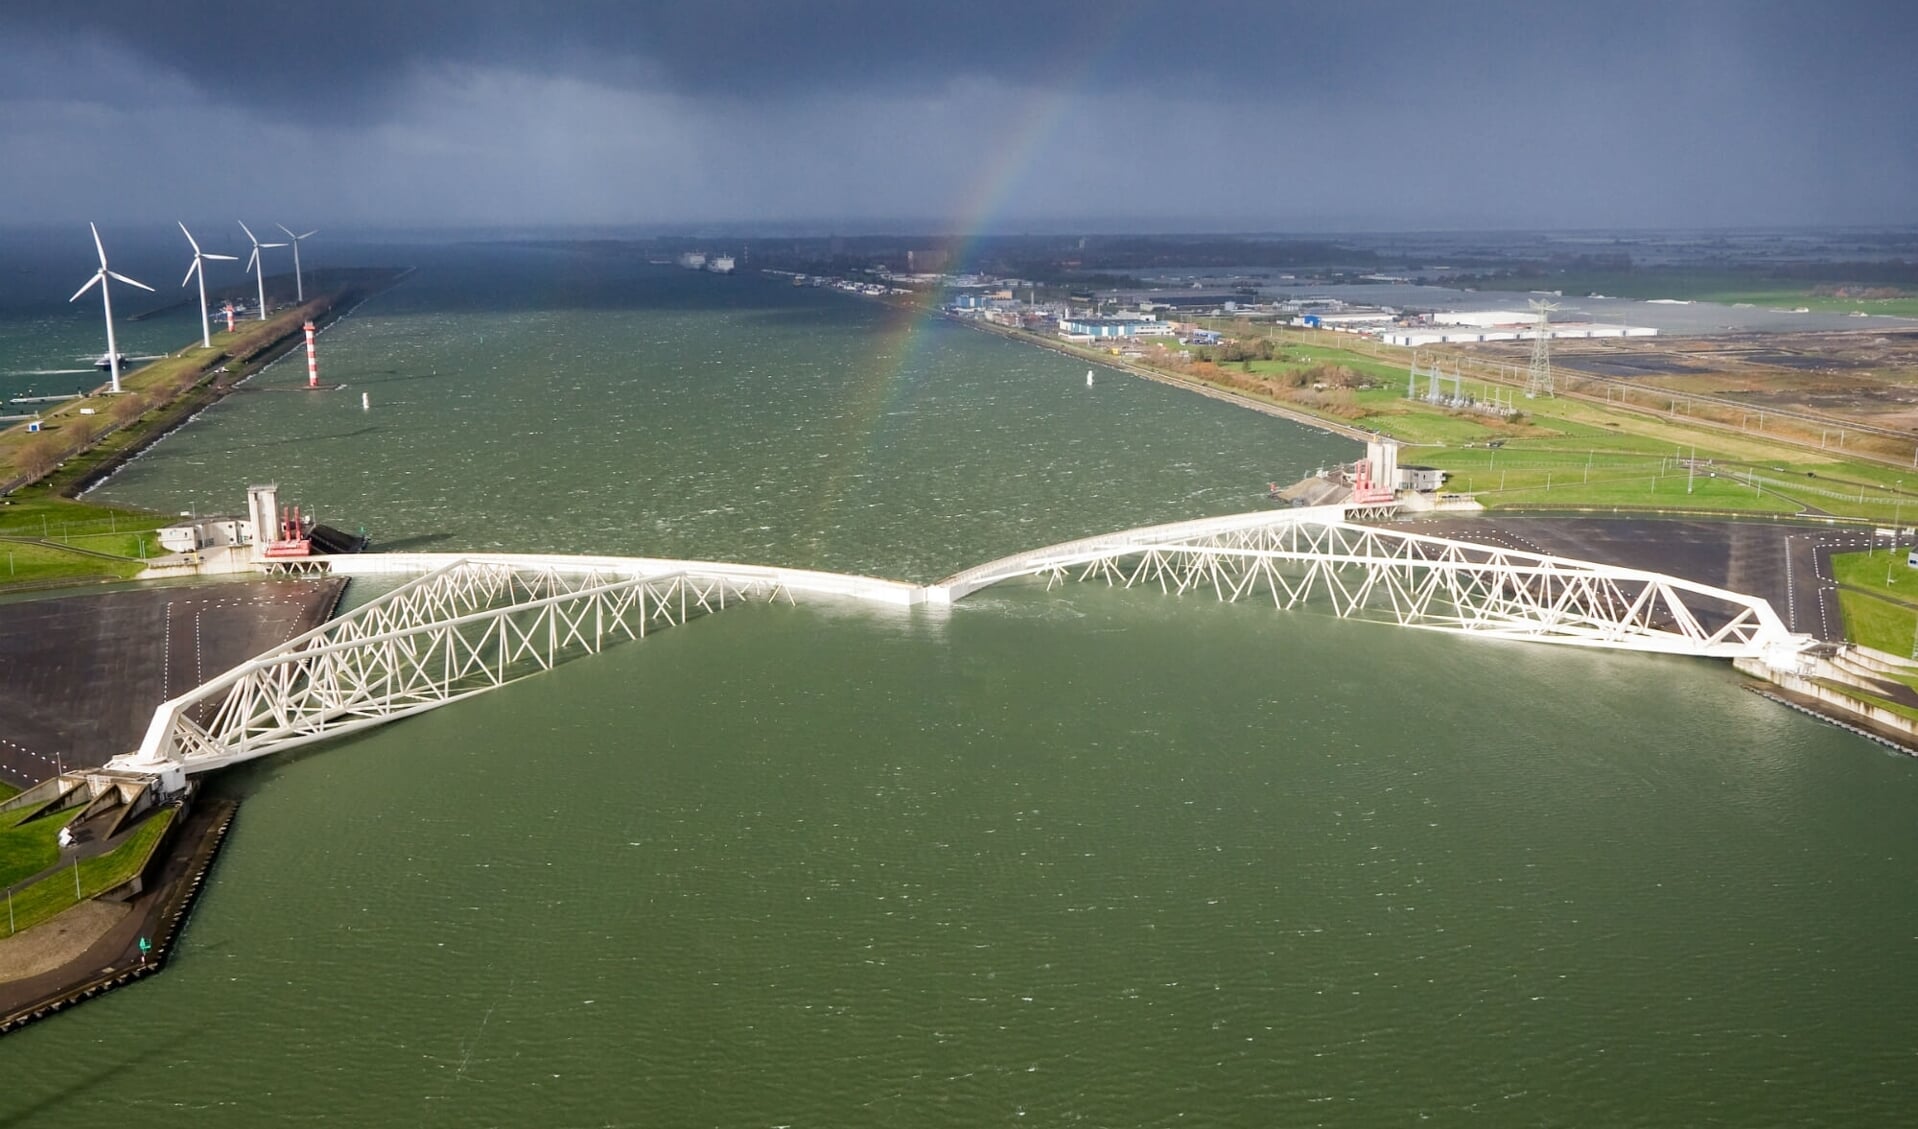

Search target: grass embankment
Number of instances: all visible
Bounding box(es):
[1,808,174,938]
[1041,320,1918,521]
[0,806,83,889]
[0,277,398,591]
[0,292,333,495]
[0,495,169,586]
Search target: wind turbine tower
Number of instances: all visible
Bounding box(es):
[68,223,153,395]
[239,221,286,321]
[1525,298,1560,398]
[179,223,238,348]
[277,224,317,301]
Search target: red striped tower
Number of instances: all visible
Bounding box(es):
[223,301,235,333]
[304,320,319,388]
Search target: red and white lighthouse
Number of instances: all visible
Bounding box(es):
[304,320,319,388]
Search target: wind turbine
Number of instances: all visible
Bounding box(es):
[276,224,317,301]
[238,221,286,321]
[179,222,238,349]
[68,223,153,395]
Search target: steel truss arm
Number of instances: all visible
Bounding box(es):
[121,559,787,774]
[940,512,1802,660]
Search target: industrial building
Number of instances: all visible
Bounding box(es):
[1398,465,1447,492]
[1272,438,1455,511]
[1374,309,1659,347]
[1058,317,1175,341]
[156,515,252,554]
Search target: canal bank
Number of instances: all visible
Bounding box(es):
[959,312,1378,442]
[0,267,411,595]
[0,792,236,1036]
[66,268,415,501]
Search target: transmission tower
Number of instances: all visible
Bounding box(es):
[1525,299,1560,398]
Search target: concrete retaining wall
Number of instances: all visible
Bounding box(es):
[1737,657,1918,742]
[1844,644,1918,674]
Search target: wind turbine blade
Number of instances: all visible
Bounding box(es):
[246,248,259,273]
[90,222,107,267]
[298,230,317,239]
[178,220,201,254]
[260,242,287,249]
[70,272,103,302]
[184,259,201,287]
[206,253,238,261]
[277,223,295,239]
[238,220,258,245]
[108,271,155,292]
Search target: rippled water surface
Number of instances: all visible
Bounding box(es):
[5,244,1916,1127]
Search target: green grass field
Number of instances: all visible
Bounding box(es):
[1,807,175,938]
[0,807,83,889]
[0,539,148,585]
[1836,589,1918,655]
[1830,548,1918,602]
[1159,322,1918,521]
[0,494,164,540]
[0,471,168,589]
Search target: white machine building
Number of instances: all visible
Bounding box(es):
[156,516,252,553]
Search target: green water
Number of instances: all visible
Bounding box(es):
[7,247,1916,1126]
[86,247,1312,580]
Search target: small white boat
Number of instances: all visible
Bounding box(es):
[1086,369,1094,386]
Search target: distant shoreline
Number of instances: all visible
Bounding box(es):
[72,267,416,500]
[833,281,1375,443]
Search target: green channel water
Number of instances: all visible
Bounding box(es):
[5,246,1915,1126]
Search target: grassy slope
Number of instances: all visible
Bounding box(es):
[0,808,83,889]
[0,308,325,591]
[0,494,163,586]
[1,808,175,939]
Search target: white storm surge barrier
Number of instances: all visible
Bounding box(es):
[121,557,906,774]
[938,510,1796,659]
[116,511,1805,778]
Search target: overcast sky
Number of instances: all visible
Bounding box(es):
[3,1,1914,232]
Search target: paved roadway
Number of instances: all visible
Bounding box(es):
[1401,515,1898,645]
[0,578,345,789]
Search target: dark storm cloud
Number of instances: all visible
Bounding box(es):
[6,0,1151,114]
[2,1,1915,229]
[18,1,1914,110]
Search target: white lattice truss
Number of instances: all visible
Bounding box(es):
[116,508,1806,777]
[936,509,1799,660]
[124,559,798,774]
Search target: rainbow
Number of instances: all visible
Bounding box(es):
[804,26,1142,551]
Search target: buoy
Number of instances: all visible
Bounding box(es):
[1086,369,1094,386]
[304,321,319,388]
[361,392,369,411]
